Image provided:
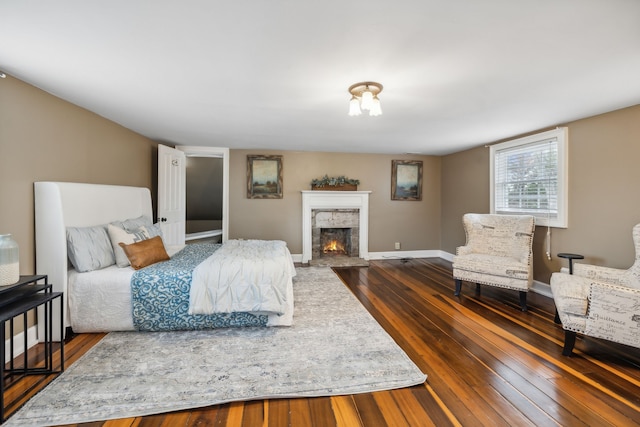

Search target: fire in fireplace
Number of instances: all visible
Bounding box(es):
[324,239,346,255]
[320,228,352,257]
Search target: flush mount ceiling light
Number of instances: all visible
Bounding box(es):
[348,81,383,117]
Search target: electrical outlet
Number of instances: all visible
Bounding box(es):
[394,242,401,250]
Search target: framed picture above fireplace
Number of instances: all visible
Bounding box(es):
[391,160,423,201]
[247,155,283,199]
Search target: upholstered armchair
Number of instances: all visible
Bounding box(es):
[550,224,640,356]
[453,213,536,311]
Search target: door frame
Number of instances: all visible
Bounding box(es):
[177,146,229,243]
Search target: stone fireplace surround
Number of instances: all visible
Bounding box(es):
[313,210,359,259]
[301,191,371,264]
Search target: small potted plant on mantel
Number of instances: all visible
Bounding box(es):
[310,175,360,191]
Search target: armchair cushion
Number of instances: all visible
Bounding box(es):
[452,254,530,280]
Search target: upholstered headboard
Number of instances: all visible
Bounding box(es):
[34,182,153,341]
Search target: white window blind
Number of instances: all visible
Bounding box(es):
[490,128,568,228]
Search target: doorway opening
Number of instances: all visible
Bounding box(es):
[177,146,229,244]
[185,156,223,243]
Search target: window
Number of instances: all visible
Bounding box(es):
[490,127,568,228]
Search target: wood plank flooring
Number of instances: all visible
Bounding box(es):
[3,258,640,426]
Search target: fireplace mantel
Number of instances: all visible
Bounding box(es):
[301,190,371,263]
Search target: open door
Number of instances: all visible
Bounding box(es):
[158,144,186,246]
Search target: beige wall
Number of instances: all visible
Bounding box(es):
[228,150,441,254]
[0,75,158,276]
[441,145,490,254]
[441,104,640,283]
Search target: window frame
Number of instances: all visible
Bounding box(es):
[490,127,568,228]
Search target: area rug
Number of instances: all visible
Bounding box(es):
[7,267,426,426]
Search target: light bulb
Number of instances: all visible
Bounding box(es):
[348,96,362,116]
[369,96,382,116]
[360,89,374,110]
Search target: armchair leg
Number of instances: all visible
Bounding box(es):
[554,309,561,324]
[475,283,481,295]
[562,330,577,356]
[519,291,527,312]
[454,279,462,296]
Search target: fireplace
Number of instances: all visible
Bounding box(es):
[301,190,370,265]
[311,209,360,260]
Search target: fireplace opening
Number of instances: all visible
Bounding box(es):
[324,239,346,255]
[320,228,352,257]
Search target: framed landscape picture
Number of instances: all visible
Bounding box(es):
[391,160,423,201]
[247,155,283,199]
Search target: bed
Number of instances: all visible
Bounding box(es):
[34,182,295,341]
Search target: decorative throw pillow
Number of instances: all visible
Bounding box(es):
[119,215,153,232]
[141,223,163,239]
[66,225,115,272]
[118,236,170,270]
[108,224,150,267]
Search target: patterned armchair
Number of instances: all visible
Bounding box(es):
[453,213,536,311]
[550,224,640,356]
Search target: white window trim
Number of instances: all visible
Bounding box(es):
[490,127,568,228]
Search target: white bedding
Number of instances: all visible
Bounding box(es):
[68,243,294,333]
[189,240,296,316]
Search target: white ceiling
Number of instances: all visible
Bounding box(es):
[1,1,639,155]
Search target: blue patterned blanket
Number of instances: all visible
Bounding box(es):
[131,243,268,331]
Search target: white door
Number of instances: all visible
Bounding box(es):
[158,144,186,246]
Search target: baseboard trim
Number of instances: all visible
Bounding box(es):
[4,324,39,361]
[531,281,552,298]
[439,251,455,262]
[368,250,442,260]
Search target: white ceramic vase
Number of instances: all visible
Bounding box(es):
[0,234,19,286]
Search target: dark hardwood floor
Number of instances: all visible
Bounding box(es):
[3,258,640,426]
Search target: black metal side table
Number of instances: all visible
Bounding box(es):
[557,253,585,275]
[0,275,64,422]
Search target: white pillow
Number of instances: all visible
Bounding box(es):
[66,225,115,272]
[107,224,150,267]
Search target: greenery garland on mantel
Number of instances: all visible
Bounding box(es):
[310,175,360,190]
